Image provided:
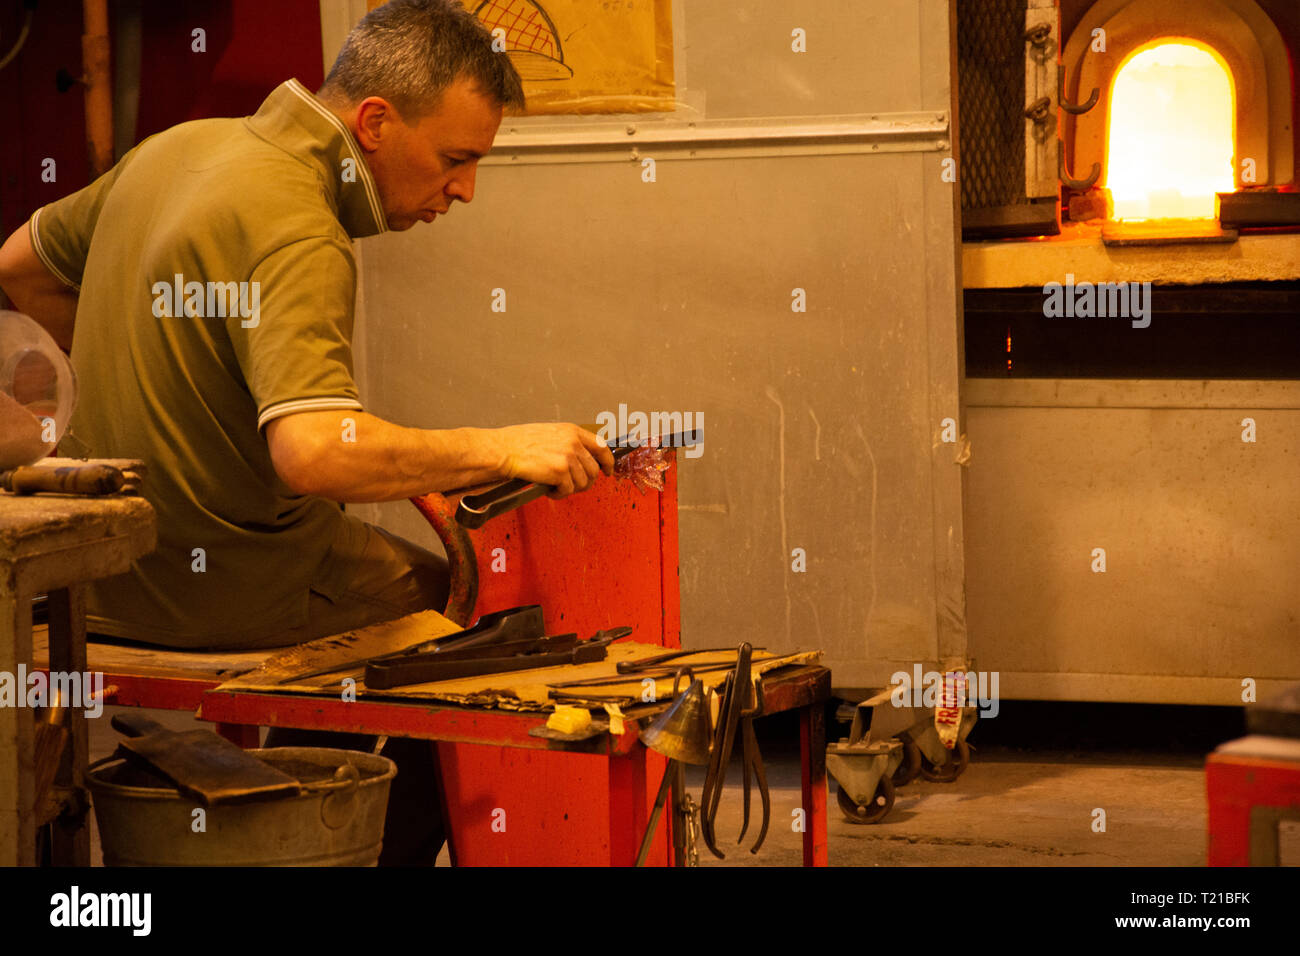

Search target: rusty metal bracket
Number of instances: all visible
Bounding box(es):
[1023,22,1053,59]
[1023,96,1052,126]
[1058,70,1099,115]
[1058,139,1101,190]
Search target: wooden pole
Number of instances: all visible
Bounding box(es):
[82,0,114,178]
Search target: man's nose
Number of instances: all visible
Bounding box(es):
[447,162,478,203]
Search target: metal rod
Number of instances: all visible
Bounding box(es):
[635,760,675,867]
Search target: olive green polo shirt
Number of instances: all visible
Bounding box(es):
[30,79,389,648]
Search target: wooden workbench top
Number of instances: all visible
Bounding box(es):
[0,457,153,565]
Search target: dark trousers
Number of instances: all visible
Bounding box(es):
[263,519,452,866]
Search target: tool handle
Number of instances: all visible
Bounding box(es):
[3,464,125,496]
[455,479,549,529]
[671,667,695,698]
[111,711,169,738]
[422,604,546,653]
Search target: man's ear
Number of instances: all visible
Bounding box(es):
[353,97,395,152]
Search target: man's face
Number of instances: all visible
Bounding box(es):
[354,78,504,232]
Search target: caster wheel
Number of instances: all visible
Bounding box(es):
[837,776,895,825]
[920,738,970,783]
[892,738,922,786]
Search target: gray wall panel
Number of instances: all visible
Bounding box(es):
[353,0,964,692]
[965,383,1300,703]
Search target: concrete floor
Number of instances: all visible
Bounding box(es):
[690,748,1209,866]
[79,700,1280,867]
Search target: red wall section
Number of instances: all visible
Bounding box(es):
[133,0,324,140]
[0,0,90,240]
[0,0,324,241]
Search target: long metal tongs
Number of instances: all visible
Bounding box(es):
[364,627,630,689]
[454,429,703,529]
[274,605,545,685]
[737,676,770,851]
[699,642,770,857]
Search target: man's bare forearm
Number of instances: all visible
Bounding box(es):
[0,221,78,350]
[267,411,508,502]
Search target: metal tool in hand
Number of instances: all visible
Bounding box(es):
[699,642,770,857]
[454,428,703,529]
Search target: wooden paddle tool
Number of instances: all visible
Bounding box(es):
[110,712,301,805]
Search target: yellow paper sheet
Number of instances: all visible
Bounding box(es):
[472,0,675,114]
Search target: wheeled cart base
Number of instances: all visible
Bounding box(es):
[827,686,977,824]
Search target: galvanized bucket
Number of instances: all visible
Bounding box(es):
[87,747,396,866]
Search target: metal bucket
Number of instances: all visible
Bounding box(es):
[87,747,396,866]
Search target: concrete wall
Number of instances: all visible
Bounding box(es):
[346,0,968,691]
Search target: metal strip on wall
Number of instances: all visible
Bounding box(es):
[1024,0,1058,198]
[483,112,950,165]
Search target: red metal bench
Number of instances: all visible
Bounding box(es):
[39,461,830,864]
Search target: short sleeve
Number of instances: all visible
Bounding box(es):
[29,143,145,291]
[227,235,365,430]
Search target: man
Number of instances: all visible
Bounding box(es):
[0,0,612,863]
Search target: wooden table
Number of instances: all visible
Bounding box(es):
[20,455,833,865]
[0,493,155,865]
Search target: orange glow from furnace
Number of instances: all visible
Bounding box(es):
[1105,41,1235,220]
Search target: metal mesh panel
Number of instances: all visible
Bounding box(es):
[957,0,1028,210]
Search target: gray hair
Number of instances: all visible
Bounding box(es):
[319,0,525,117]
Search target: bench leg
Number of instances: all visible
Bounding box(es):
[47,586,90,866]
[0,590,36,865]
[800,703,828,867]
[609,747,652,866]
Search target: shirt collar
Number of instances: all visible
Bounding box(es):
[245,79,389,239]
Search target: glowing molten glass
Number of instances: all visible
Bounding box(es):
[1105,41,1235,221]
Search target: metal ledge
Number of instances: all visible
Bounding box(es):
[963,378,1300,410]
[963,226,1300,287]
[483,111,950,165]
